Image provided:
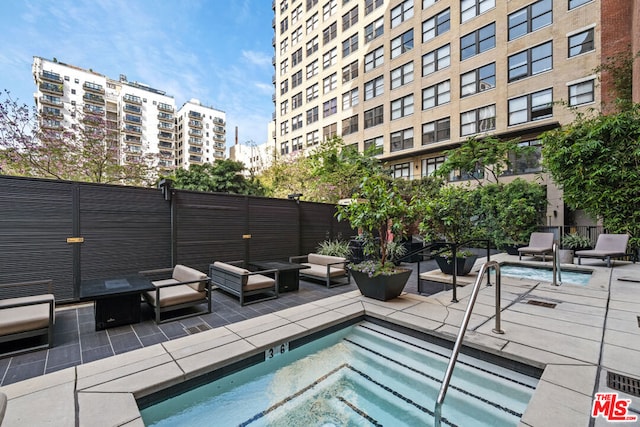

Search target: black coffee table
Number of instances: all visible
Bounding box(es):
[80,275,155,330]
[249,261,310,292]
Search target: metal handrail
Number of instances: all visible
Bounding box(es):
[433,260,503,427]
[552,242,562,286]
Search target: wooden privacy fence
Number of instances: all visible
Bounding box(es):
[0,175,352,302]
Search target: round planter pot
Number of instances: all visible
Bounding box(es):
[434,255,478,276]
[350,268,412,301]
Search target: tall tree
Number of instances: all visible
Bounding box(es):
[0,90,156,185]
[169,159,265,195]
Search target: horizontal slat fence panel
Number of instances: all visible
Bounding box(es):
[248,197,299,261]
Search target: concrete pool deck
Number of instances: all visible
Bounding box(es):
[1,254,638,426]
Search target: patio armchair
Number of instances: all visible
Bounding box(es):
[0,279,55,356]
[289,253,350,288]
[209,261,279,306]
[139,264,211,324]
[518,232,555,261]
[576,234,630,267]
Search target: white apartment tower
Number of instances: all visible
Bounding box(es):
[175,99,226,168]
[272,0,637,226]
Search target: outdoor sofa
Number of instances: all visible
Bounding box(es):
[0,279,55,356]
[518,232,555,261]
[210,261,279,306]
[139,264,211,324]
[576,234,630,267]
[289,253,350,288]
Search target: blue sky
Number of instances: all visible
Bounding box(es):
[0,0,275,148]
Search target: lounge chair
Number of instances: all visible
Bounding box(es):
[518,232,555,261]
[576,234,629,267]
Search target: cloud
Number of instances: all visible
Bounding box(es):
[242,50,272,68]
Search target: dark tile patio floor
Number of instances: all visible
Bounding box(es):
[0,260,444,387]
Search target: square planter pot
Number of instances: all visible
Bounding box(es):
[350,268,412,301]
[434,255,478,276]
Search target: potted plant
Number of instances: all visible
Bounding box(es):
[336,173,412,301]
[416,186,479,276]
[316,233,352,258]
[560,233,592,263]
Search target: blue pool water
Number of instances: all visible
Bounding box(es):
[500,264,592,285]
[140,322,539,426]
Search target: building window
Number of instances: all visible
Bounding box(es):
[569,79,594,106]
[391,29,414,59]
[391,62,414,89]
[364,75,384,100]
[292,4,302,24]
[323,73,337,93]
[365,0,383,15]
[323,97,338,117]
[307,106,319,124]
[422,44,450,76]
[364,46,384,72]
[280,120,289,136]
[306,37,319,56]
[280,100,289,115]
[323,22,337,44]
[280,59,289,76]
[342,114,358,135]
[306,83,319,101]
[291,136,303,152]
[505,140,542,175]
[364,136,383,154]
[306,60,319,78]
[342,88,359,109]
[281,142,289,155]
[323,48,337,68]
[508,41,552,82]
[323,123,337,140]
[306,13,319,33]
[422,8,450,42]
[306,130,319,146]
[364,17,384,42]
[342,33,358,57]
[292,26,303,46]
[392,162,411,178]
[342,6,358,30]
[422,117,450,145]
[391,129,414,152]
[508,0,552,41]
[391,0,414,28]
[280,0,288,13]
[461,0,495,23]
[423,0,439,8]
[508,88,553,125]
[323,0,337,20]
[391,95,414,120]
[280,17,288,34]
[569,0,592,9]
[364,105,383,128]
[422,156,445,177]
[422,80,450,109]
[568,28,594,57]
[292,70,303,88]
[292,114,303,131]
[342,60,358,83]
[460,104,496,136]
[307,0,319,9]
[460,22,495,60]
[460,62,495,97]
[292,92,303,109]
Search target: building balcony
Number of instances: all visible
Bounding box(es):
[83,82,105,94]
[188,111,202,119]
[157,103,173,112]
[159,150,174,159]
[123,94,142,105]
[123,115,142,124]
[83,93,105,105]
[41,120,62,130]
[40,109,63,119]
[125,135,142,144]
[188,138,203,146]
[40,71,62,83]
[158,160,174,168]
[214,126,225,134]
[213,117,225,125]
[157,122,174,131]
[157,132,173,141]
[39,96,63,107]
[272,74,276,84]
[123,124,142,135]
[83,104,105,115]
[213,151,225,159]
[188,129,203,137]
[124,104,142,114]
[125,145,143,154]
[213,133,225,142]
[125,154,141,163]
[188,147,203,154]
[158,141,173,149]
[188,120,203,129]
[189,155,203,163]
[157,113,173,122]
[39,82,63,95]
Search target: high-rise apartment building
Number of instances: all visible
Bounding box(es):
[175,99,226,168]
[32,57,227,175]
[272,0,638,226]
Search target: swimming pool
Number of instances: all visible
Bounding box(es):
[500,264,592,285]
[140,321,539,426]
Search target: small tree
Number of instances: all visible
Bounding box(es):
[169,160,265,195]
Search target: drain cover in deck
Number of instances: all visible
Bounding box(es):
[608,371,640,397]
[526,300,557,308]
[184,323,212,335]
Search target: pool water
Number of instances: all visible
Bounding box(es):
[499,264,592,285]
[140,322,539,426]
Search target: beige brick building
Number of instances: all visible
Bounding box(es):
[272,0,637,227]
